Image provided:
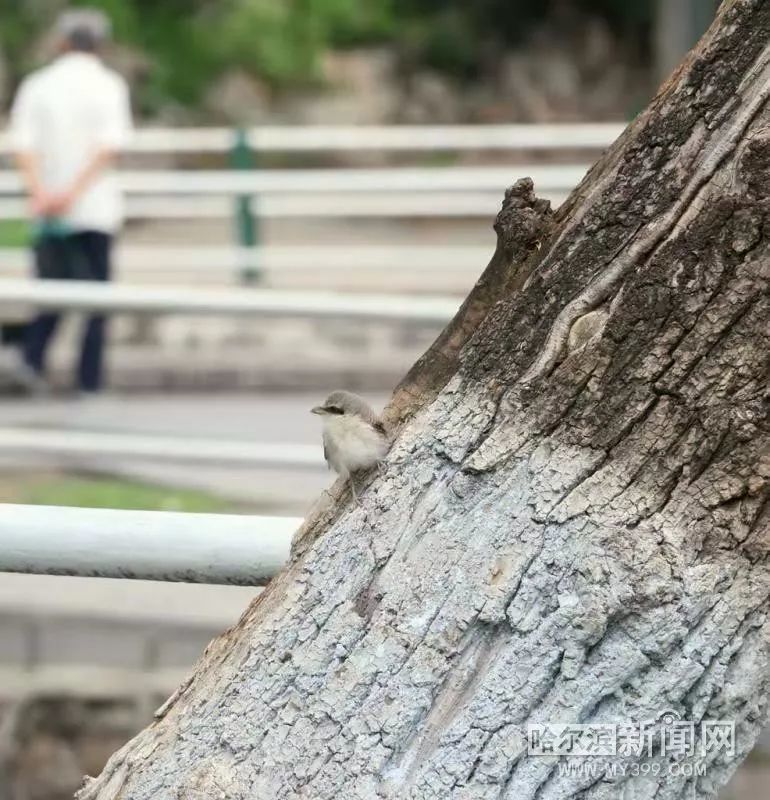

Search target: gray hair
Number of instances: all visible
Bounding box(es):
[55,9,112,51]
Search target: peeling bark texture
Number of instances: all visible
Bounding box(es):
[82,2,769,799]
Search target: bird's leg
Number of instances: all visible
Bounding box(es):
[350,475,359,504]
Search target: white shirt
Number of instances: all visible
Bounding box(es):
[9,53,133,234]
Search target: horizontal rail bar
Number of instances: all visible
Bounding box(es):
[0,280,459,322]
[245,124,623,153]
[0,192,569,220]
[0,504,299,584]
[0,244,493,274]
[0,165,588,195]
[0,428,325,469]
[0,124,624,155]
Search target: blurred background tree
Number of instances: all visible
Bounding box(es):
[0,0,658,114]
[0,0,719,123]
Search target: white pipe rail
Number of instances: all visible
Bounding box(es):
[0,124,624,155]
[0,279,459,323]
[0,428,325,469]
[0,244,494,274]
[0,504,298,584]
[0,192,552,220]
[0,165,588,195]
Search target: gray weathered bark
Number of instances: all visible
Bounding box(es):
[79,1,769,798]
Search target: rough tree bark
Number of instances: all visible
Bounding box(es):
[80,2,769,798]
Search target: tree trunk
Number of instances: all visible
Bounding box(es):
[80,2,769,798]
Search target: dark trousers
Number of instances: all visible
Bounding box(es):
[23,231,112,392]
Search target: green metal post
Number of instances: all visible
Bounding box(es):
[230,128,260,284]
[655,0,718,83]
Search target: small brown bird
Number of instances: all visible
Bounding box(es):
[311,390,389,501]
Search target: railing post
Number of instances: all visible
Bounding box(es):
[230,127,261,284]
[654,0,718,82]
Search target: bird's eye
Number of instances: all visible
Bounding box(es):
[326,405,344,415]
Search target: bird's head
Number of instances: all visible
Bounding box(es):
[311,390,376,422]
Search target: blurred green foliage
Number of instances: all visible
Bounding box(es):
[0,219,31,248]
[1,0,655,111]
[17,474,235,513]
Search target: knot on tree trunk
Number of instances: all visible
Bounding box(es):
[494,177,553,263]
[386,177,553,430]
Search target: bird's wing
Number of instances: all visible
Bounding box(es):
[322,429,331,470]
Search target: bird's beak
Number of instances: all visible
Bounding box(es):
[310,406,326,415]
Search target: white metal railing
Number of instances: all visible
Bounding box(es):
[0,244,494,274]
[0,192,542,220]
[0,504,298,584]
[0,164,583,224]
[0,279,459,322]
[0,124,612,232]
[0,123,625,155]
[0,164,588,195]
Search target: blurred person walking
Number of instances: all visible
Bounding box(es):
[9,9,132,394]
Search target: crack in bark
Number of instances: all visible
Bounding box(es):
[396,624,508,791]
[660,284,768,398]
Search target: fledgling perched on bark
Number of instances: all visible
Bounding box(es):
[311,391,389,501]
